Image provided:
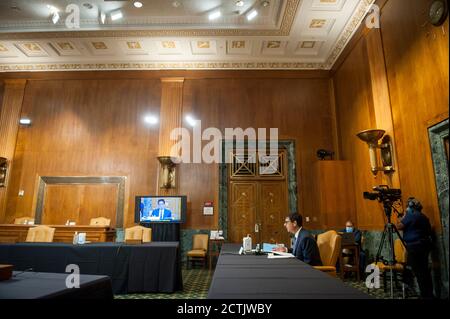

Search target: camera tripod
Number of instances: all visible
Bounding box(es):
[374,200,406,299]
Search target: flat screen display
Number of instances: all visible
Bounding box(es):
[135,195,186,223]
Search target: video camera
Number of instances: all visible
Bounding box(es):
[363,185,402,203]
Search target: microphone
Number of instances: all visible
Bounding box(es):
[13,268,34,277]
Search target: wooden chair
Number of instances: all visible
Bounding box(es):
[89,217,111,227]
[124,225,152,243]
[187,234,209,269]
[314,230,342,277]
[25,225,55,243]
[14,217,35,225]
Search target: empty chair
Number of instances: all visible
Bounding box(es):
[187,234,209,269]
[314,230,342,277]
[124,225,152,243]
[25,225,55,243]
[90,217,111,227]
[14,217,35,225]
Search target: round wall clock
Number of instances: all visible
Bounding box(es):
[429,0,448,26]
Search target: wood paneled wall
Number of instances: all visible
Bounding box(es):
[332,0,449,230]
[3,79,161,227]
[0,74,333,230]
[182,78,333,228]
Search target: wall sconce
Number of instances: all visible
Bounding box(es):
[0,157,7,187]
[157,156,177,189]
[356,129,395,176]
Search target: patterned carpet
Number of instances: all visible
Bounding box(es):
[115,268,214,299]
[115,268,417,299]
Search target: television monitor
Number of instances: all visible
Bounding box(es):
[135,195,186,223]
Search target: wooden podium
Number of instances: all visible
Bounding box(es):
[0,224,115,243]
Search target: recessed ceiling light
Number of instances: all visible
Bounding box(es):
[208,10,222,21]
[100,11,106,24]
[261,0,270,7]
[46,4,59,14]
[144,115,158,125]
[134,1,143,8]
[235,0,244,7]
[172,1,181,8]
[52,12,60,24]
[110,10,123,21]
[246,9,258,21]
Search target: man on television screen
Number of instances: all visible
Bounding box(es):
[151,199,172,220]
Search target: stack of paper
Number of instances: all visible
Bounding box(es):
[267,251,295,259]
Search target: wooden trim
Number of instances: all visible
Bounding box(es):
[328,79,340,160]
[0,70,331,81]
[0,79,26,223]
[34,176,127,228]
[330,0,390,75]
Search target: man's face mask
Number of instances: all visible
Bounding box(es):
[346,227,353,233]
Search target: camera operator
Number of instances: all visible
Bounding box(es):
[396,197,434,299]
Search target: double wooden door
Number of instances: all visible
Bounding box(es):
[227,149,289,246]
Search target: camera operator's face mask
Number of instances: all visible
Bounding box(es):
[346,227,353,233]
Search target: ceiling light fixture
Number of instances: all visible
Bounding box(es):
[46,5,59,14]
[133,1,143,8]
[246,9,258,21]
[51,11,60,24]
[208,10,222,20]
[100,11,106,24]
[172,1,181,8]
[110,10,123,21]
[235,0,244,7]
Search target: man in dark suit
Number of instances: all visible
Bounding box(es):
[274,213,322,266]
[339,220,366,275]
[151,198,172,220]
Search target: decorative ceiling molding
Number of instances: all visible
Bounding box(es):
[0,0,376,71]
[0,61,327,72]
[0,0,300,40]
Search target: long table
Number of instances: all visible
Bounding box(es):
[208,244,371,299]
[0,242,182,294]
[0,224,116,243]
[0,271,113,299]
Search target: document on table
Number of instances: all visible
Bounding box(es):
[267,251,295,259]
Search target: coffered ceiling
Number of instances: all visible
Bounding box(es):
[0,0,375,72]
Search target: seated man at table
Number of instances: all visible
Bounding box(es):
[339,220,366,274]
[340,220,362,246]
[274,213,322,266]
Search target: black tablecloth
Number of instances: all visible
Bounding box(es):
[0,242,182,294]
[0,271,113,299]
[208,244,371,299]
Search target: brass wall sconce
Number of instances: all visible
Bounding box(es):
[356,129,395,176]
[0,157,7,187]
[157,156,178,189]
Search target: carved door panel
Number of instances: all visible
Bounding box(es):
[228,182,257,244]
[259,182,289,245]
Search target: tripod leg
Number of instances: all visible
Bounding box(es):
[387,224,396,299]
[376,224,388,263]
